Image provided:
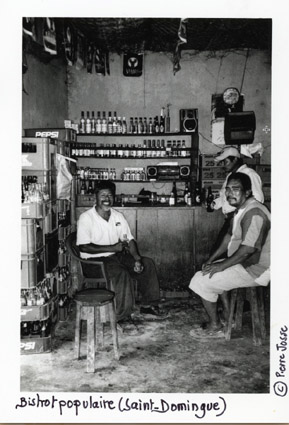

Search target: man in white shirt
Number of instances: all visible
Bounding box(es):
[213,146,264,213]
[77,180,161,323]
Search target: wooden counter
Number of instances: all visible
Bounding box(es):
[75,205,224,278]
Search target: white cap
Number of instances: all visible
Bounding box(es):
[214,146,240,162]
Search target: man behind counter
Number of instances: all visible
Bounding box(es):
[76,180,162,323]
[212,146,264,249]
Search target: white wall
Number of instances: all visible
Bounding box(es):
[67,49,271,163]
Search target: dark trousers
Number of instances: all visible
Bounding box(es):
[82,252,160,321]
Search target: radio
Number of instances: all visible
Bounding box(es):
[147,165,190,180]
[180,109,198,133]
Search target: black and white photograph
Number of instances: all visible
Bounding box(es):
[1,0,289,423]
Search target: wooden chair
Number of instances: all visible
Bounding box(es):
[65,232,119,372]
[225,286,267,346]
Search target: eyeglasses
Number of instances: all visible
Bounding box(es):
[225,186,243,194]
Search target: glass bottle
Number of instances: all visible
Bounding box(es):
[165,104,171,133]
[117,116,123,133]
[206,187,215,212]
[148,117,154,134]
[80,180,86,195]
[184,182,189,204]
[85,111,91,134]
[143,117,148,134]
[112,111,118,134]
[101,111,107,134]
[91,111,96,133]
[134,117,138,134]
[154,116,160,133]
[107,111,113,134]
[80,111,86,134]
[138,117,144,134]
[169,191,175,206]
[128,117,134,134]
[122,117,127,134]
[87,180,94,194]
[159,107,165,133]
[194,186,202,206]
[96,111,102,134]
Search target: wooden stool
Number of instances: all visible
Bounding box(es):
[225,286,266,346]
[74,288,119,373]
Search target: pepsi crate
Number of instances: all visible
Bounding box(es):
[22,137,56,171]
[21,200,50,219]
[20,335,52,355]
[45,229,59,273]
[44,201,57,234]
[58,225,71,241]
[24,128,77,142]
[21,248,45,288]
[20,298,55,321]
[22,170,57,202]
[57,277,71,295]
[21,218,44,255]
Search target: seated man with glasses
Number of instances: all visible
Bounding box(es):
[189,172,270,338]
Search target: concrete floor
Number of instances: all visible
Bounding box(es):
[20,293,270,394]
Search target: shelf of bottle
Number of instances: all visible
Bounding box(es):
[72,146,192,150]
[77,132,191,137]
[72,154,191,159]
[79,179,190,184]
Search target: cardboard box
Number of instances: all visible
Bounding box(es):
[76,194,95,207]
[201,167,226,180]
[256,165,271,184]
[201,154,219,168]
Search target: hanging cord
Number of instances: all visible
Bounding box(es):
[239,48,250,93]
[215,56,223,94]
[143,50,146,109]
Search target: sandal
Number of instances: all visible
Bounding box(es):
[140,305,163,316]
[189,327,224,339]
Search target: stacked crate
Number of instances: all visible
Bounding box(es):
[21,137,58,354]
[21,130,77,353]
[200,154,226,199]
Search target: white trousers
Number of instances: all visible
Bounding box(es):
[189,264,256,303]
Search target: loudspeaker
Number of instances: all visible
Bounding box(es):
[180,165,191,178]
[224,111,256,145]
[180,109,198,133]
[147,166,157,180]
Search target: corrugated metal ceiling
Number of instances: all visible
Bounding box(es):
[64,17,272,53]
